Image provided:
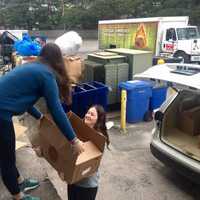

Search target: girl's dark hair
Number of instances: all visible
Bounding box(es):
[92,105,110,149]
[39,43,71,104]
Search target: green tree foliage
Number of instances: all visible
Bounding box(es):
[0,0,199,29]
[0,0,64,29]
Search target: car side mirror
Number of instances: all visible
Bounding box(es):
[154,111,164,121]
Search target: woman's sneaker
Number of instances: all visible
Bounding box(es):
[19,178,40,192]
[21,194,41,200]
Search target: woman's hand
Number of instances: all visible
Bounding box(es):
[71,138,84,155]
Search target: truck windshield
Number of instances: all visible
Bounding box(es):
[177,28,199,40]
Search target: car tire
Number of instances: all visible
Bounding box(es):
[174,51,190,63]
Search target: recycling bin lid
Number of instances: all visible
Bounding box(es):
[119,80,152,91]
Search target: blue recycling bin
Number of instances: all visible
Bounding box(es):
[119,80,152,123]
[150,86,168,110]
[62,81,108,118]
[136,80,168,111]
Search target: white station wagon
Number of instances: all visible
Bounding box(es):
[135,63,200,183]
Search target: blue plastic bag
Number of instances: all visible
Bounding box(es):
[14,33,42,56]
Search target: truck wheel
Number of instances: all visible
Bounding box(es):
[174,52,190,63]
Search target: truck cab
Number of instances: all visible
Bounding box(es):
[161,26,200,63]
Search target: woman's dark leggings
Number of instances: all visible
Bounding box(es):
[0,117,20,195]
[68,184,98,200]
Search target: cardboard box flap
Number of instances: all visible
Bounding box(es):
[40,116,66,145]
[14,123,27,139]
[16,141,28,150]
[40,116,74,160]
[72,156,102,183]
[67,111,106,152]
[76,141,102,165]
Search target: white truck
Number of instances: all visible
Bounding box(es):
[98,16,200,63]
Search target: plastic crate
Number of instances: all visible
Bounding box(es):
[62,81,108,118]
[119,80,152,123]
[89,81,108,107]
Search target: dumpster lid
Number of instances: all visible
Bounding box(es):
[106,48,152,55]
[88,52,126,59]
[119,80,152,90]
[94,52,118,56]
[134,63,200,91]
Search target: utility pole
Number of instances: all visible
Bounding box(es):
[61,0,65,17]
[61,0,65,30]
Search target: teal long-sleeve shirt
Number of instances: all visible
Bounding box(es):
[0,61,76,141]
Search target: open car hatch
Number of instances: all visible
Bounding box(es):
[134,63,200,90]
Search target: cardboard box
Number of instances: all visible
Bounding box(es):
[39,111,105,184]
[14,123,28,150]
[63,56,83,84]
[14,123,27,139]
[21,56,38,64]
[179,106,200,136]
